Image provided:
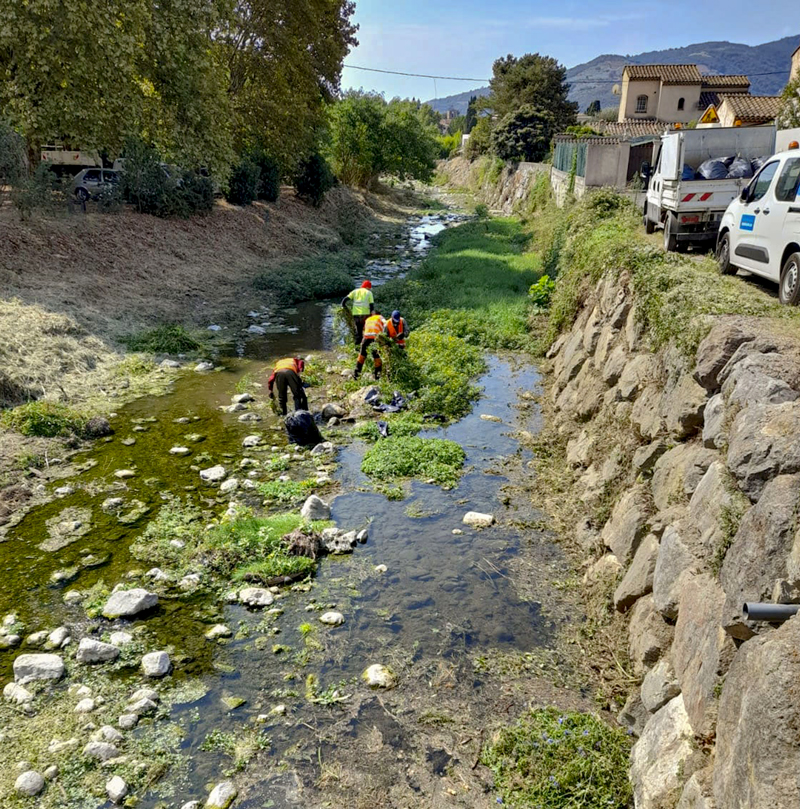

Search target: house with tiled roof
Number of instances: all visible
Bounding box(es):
[715,94,783,127]
[618,64,751,124]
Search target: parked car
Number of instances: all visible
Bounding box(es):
[717,143,800,304]
[72,168,121,201]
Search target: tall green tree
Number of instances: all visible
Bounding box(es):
[464,96,478,134]
[487,53,577,132]
[585,99,601,116]
[491,106,555,162]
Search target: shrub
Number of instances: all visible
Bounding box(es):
[361,436,466,488]
[294,153,334,207]
[248,148,281,202]
[226,159,261,206]
[119,324,204,353]
[0,401,87,438]
[178,171,215,214]
[0,120,26,189]
[12,163,65,219]
[482,708,633,809]
[474,203,489,219]
[529,275,556,309]
[253,252,358,305]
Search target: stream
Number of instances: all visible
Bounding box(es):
[0,210,584,808]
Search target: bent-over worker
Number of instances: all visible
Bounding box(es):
[384,310,408,349]
[342,280,374,345]
[354,310,386,381]
[268,357,308,416]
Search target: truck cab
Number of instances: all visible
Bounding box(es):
[717,144,800,304]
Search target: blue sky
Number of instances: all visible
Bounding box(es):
[342,0,800,100]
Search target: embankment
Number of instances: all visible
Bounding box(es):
[533,191,800,807]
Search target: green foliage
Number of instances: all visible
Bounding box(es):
[437,131,462,160]
[0,401,87,438]
[253,250,359,305]
[0,119,26,188]
[487,53,578,132]
[226,159,261,206]
[248,148,281,202]
[482,708,633,809]
[119,324,204,354]
[491,106,555,163]
[11,163,65,219]
[465,96,479,134]
[778,75,800,128]
[565,125,602,137]
[474,203,489,219]
[294,153,335,206]
[257,479,317,504]
[130,500,205,569]
[351,413,425,441]
[529,275,557,309]
[232,555,316,583]
[585,100,601,116]
[465,117,492,159]
[361,436,466,488]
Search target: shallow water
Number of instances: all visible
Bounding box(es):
[0,209,579,807]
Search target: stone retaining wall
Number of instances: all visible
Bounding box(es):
[544,271,800,809]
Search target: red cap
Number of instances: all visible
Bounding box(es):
[361,280,372,289]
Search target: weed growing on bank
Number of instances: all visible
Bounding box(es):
[482,708,633,809]
[119,324,205,354]
[351,412,425,441]
[0,401,87,438]
[361,436,466,488]
[253,250,361,305]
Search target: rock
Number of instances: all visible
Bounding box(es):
[714,614,800,808]
[617,690,649,738]
[142,651,171,678]
[114,469,136,479]
[195,362,214,372]
[97,725,124,744]
[630,385,665,439]
[181,803,202,809]
[630,696,695,809]
[83,741,120,762]
[239,588,274,608]
[77,638,120,664]
[130,687,159,704]
[322,403,346,419]
[566,429,594,468]
[374,564,388,574]
[663,373,708,439]
[301,495,331,521]
[232,393,254,404]
[206,781,238,809]
[55,485,75,497]
[618,354,661,400]
[220,478,239,494]
[614,533,659,611]
[602,344,629,386]
[462,512,495,528]
[102,497,125,512]
[628,595,674,675]
[0,634,22,649]
[683,460,733,562]
[727,401,800,501]
[48,738,79,755]
[4,682,33,704]
[641,657,681,713]
[160,358,182,368]
[238,413,261,423]
[480,413,502,423]
[694,323,754,391]
[75,698,96,713]
[15,770,45,797]
[169,446,191,456]
[47,626,69,648]
[43,765,58,780]
[310,441,335,457]
[721,354,799,408]
[84,416,114,438]
[672,573,736,736]
[320,611,345,626]
[13,653,65,685]
[652,524,699,619]
[600,486,651,565]
[26,631,48,647]
[127,698,157,716]
[701,393,726,449]
[356,528,369,544]
[119,714,139,730]
[720,473,800,638]
[110,631,133,646]
[677,769,715,809]
[205,624,232,640]
[651,444,717,512]
[632,440,668,476]
[200,465,227,484]
[247,324,266,335]
[362,664,397,689]
[107,775,128,803]
[102,588,158,619]
[582,554,622,587]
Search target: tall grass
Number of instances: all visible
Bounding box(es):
[253,250,361,305]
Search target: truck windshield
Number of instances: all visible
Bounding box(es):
[775,158,800,203]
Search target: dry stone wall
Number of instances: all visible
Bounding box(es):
[544,271,800,809]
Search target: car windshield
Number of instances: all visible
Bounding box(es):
[775,158,800,203]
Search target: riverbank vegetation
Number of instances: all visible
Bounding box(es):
[361,436,466,489]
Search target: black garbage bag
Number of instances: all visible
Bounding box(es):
[696,158,730,180]
[284,410,324,447]
[681,164,696,181]
[364,388,381,406]
[751,155,770,172]
[373,391,408,414]
[377,420,390,438]
[727,157,754,179]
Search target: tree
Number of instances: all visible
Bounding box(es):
[464,117,492,159]
[465,97,478,134]
[486,53,578,133]
[490,106,555,162]
[778,75,800,128]
[447,115,467,135]
[585,100,601,116]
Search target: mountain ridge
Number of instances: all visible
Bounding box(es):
[428,35,799,115]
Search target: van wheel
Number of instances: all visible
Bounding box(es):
[717,233,735,275]
[664,213,678,252]
[643,207,655,234]
[779,252,800,306]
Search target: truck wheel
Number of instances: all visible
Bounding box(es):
[717,233,735,275]
[664,213,678,253]
[779,252,800,306]
[643,206,655,234]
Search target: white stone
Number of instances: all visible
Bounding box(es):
[320,611,345,626]
[247,325,266,335]
[462,512,495,528]
[374,564,388,574]
[3,682,33,704]
[43,765,58,780]
[356,529,369,543]
[200,465,227,483]
[310,442,335,457]
[83,741,120,762]
[239,588,274,608]
[106,775,128,803]
[181,803,202,809]
[102,589,158,619]
[75,698,96,713]
[102,497,125,512]
[232,393,254,404]
[118,714,139,730]
[13,653,65,685]
[114,469,136,479]
[77,638,120,664]
[205,624,232,640]
[170,539,185,550]
[161,358,182,368]
[242,435,262,448]
[170,446,191,456]
[98,726,124,744]
[195,362,214,372]
[109,632,133,646]
[220,478,239,494]
[301,495,331,521]
[15,770,44,796]
[480,414,502,422]
[141,651,171,678]
[206,781,238,809]
[55,485,75,497]
[146,567,169,581]
[26,631,48,646]
[47,626,70,648]
[179,574,201,590]
[130,687,159,704]
[362,664,397,689]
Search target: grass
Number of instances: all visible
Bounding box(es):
[257,478,318,504]
[119,323,205,354]
[361,435,466,489]
[253,250,361,305]
[482,708,633,809]
[351,412,426,441]
[0,400,87,438]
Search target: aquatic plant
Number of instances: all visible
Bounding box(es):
[361,435,465,489]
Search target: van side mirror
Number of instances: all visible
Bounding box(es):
[740,187,749,203]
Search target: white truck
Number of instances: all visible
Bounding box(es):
[643,126,776,252]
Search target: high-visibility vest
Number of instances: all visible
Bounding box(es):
[348,288,374,315]
[385,318,406,346]
[274,358,299,373]
[364,315,385,338]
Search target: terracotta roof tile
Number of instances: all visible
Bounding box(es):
[718,94,782,123]
[584,120,678,137]
[701,75,751,89]
[624,64,701,84]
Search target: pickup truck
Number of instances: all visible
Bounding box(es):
[717,144,800,304]
[643,126,776,252]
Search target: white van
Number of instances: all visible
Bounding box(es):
[717,144,800,304]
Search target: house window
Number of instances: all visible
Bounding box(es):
[678,97,685,111]
[636,95,648,114]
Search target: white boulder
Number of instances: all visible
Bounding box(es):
[13,653,65,685]
[141,651,171,678]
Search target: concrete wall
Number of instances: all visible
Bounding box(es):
[656,84,702,124]
[584,142,631,187]
[620,78,661,120]
[777,127,800,151]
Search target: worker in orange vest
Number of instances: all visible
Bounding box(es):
[383,310,408,349]
[354,310,386,380]
[268,357,308,415]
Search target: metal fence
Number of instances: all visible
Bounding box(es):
[553,140,587,177]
